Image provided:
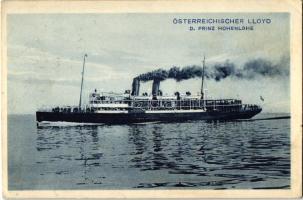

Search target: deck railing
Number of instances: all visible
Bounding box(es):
[38,99,261,113]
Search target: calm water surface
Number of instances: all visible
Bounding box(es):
[8,113,290,190]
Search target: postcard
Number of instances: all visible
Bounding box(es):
[1,0,302,198]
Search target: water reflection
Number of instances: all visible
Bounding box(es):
[35,119,290,189]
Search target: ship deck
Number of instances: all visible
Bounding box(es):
[38,98,261,114]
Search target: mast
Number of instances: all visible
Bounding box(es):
[201,55,205,100]
[79,54,88,109]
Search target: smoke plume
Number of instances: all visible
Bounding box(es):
[135,57,289,82]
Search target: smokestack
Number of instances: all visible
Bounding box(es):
[152,79,160,96]
[131,78,140,96]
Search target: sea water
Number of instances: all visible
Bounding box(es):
[8,113,290,190]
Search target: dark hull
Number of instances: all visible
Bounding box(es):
[36,109,262,124]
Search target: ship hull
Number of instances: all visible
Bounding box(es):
[36,109,262,124]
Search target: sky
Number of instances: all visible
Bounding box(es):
[7,13,290,114]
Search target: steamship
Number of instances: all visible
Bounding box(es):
[36,55,262,124]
